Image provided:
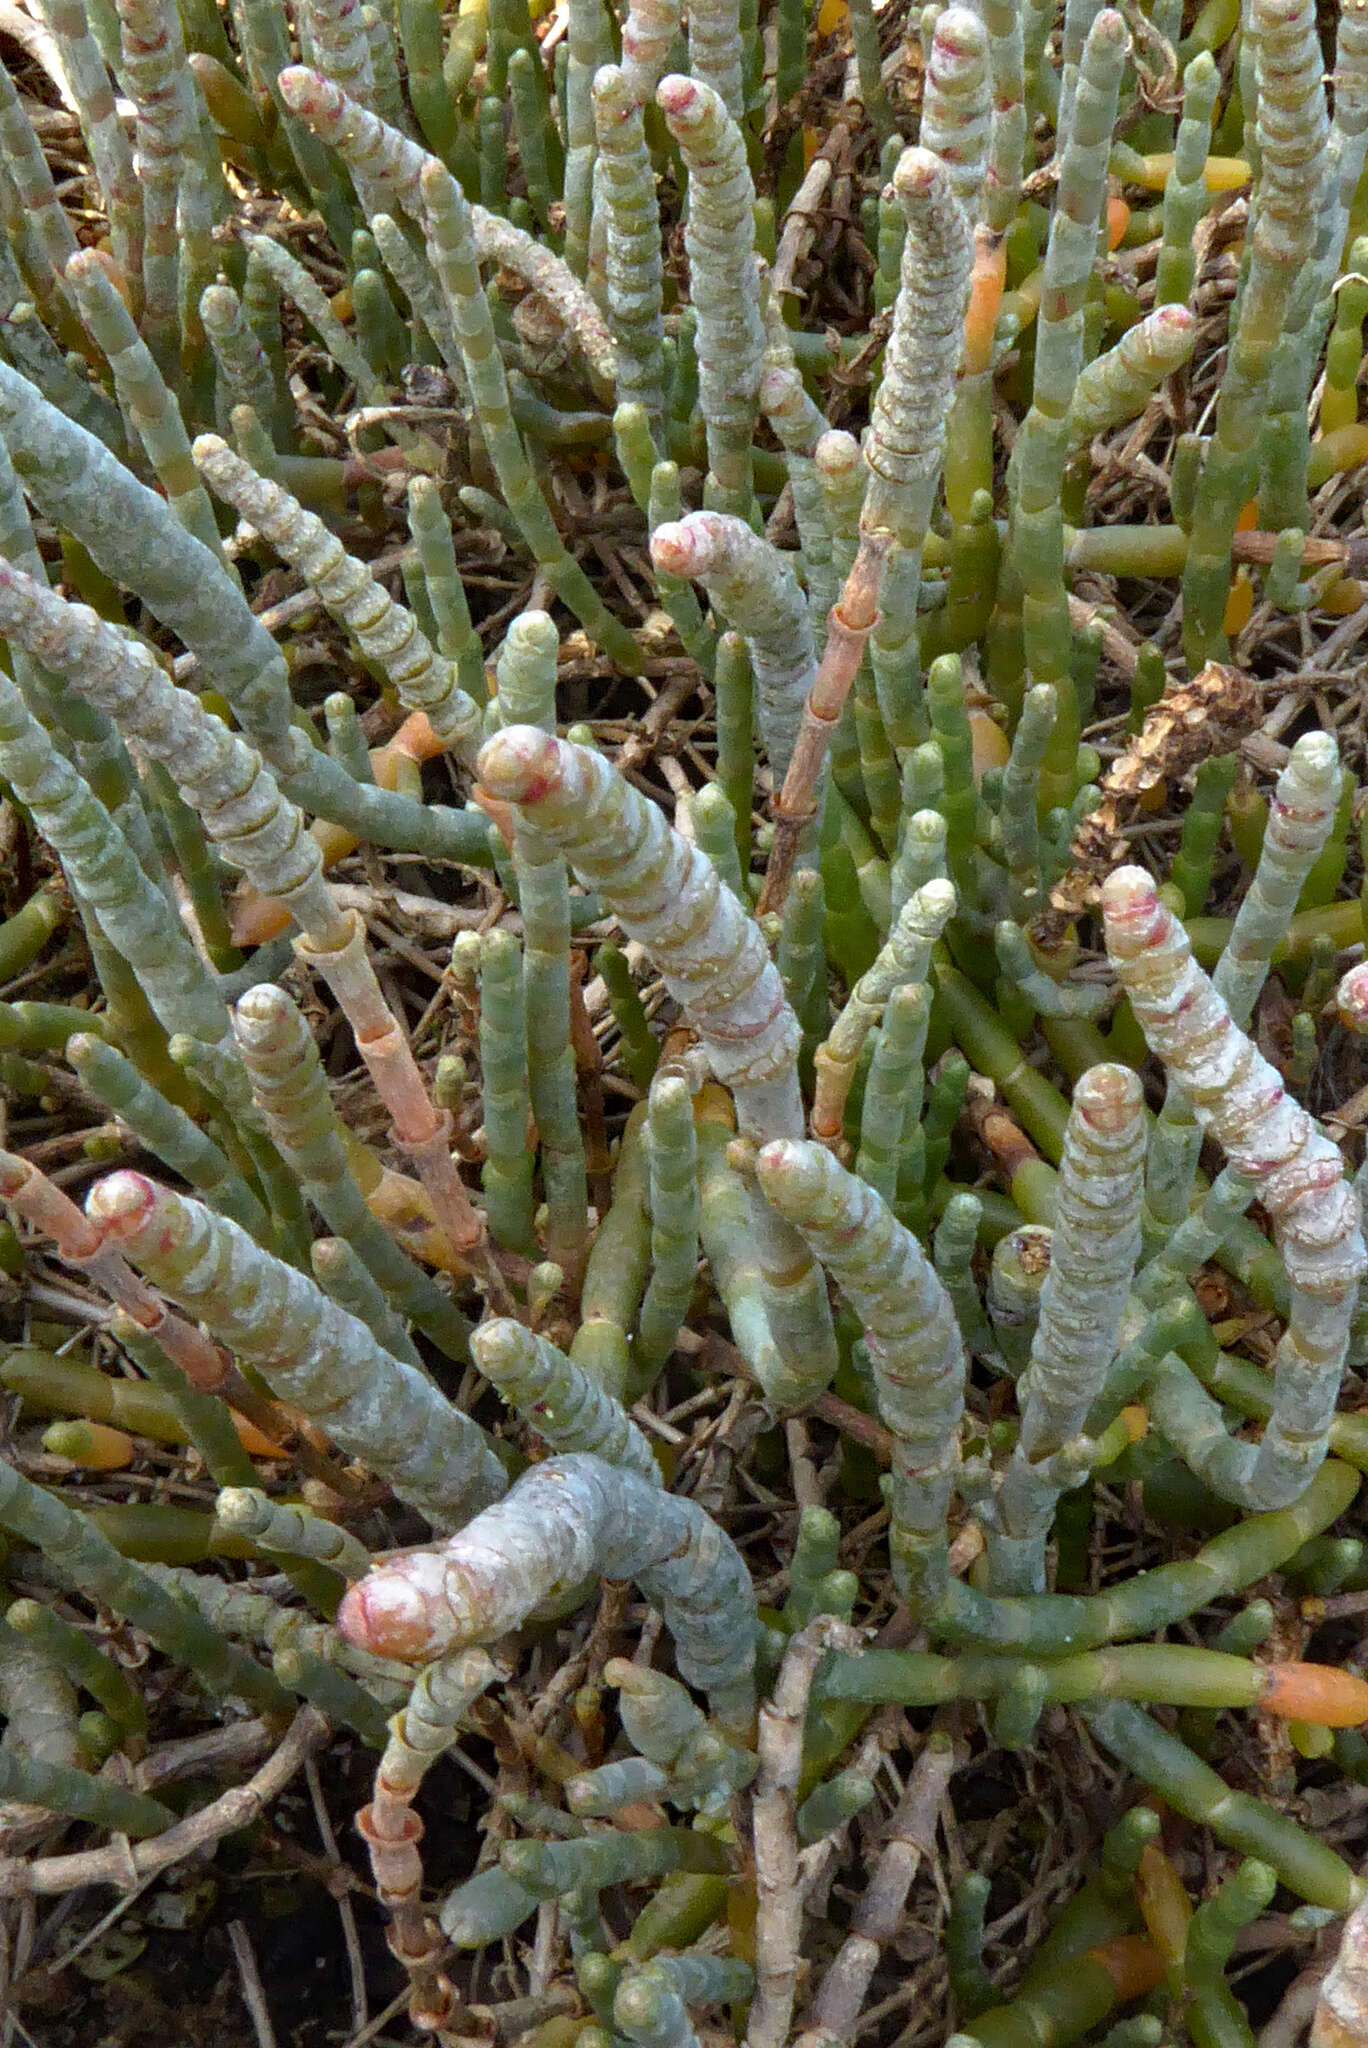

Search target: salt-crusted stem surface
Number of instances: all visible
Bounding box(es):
[477,725,838,1406]
[86,1172,506,1528]
[1103,867,1365,1508]
[337,1453,757,1730]
[755,1139,966,1614]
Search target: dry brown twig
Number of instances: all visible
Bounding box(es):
[0,1709,329,1898]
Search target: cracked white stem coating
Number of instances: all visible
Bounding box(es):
[194,435,481,758]
[1103,867,1365,1495]
[85,1171,505,1527]
[337,1453,757,1727]
[754,1138,965,1608]
[861,148,973,547]
[477,725,799,1124]
[1016,1064,1146,1460]
[650,512,814,778]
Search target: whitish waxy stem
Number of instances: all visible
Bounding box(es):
[656,75,763,518]
[193,436,482,761]
[620,0,681,103]
[754,1140,966,1614]
[0,546,482,1259]
[337,1453,758,1729]
[1066,305,1198,446]
[214,1487,372,1582]
[471,1320,660,1484]
[616,1957,755,2048]
[1102,869,1366,1507]
[86,1172,507,1528]
[273,69,615,389]
[593,65,665,431]
[812,878,957,1141]
[862,149,974,549]
[0,554,338,938]
[476,728,797,1125]
[994,1066,1146,1592]
[919,7,992,221]
[685,0,745,119]
[477,724,836,1407]
[650,514,815,778]
[1214,732,1342,1029]
[1018,1066,1146,1458]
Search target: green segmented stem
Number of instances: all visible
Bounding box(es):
[1008,9,1126,793]
[66,252,219,553]
[635,1072,701,1377]
[593,66,664,432]
[1182,0,1326,661]
[994,922,1106,1020]
[87,1171,505,1527]
[6,1597,147,1737]
[777,867,830,1065]
[146,1562,412,1694]
[1155,52,1220,308]
[690,784,745,899]
[232,982,472,1363]
[311,1235,423,1373]
[214,1486,372,1581]
[1184,1860,1277,2048]
[813,878,955,1139]
[1083,1700,1359,1909]
[992,1066,1145,1592]
[477,724,836,1406]
[615,1957,754,2048]
[1213,731,1341,1029]
[855,982,930,1203]
[1104,868,1365,1508]
[114,0,222,374]
[477,928,538,1257]
[494,610,588,1274]
[572,1101,651,1397]
[657,74,762,519]
[0,61,77,307]
[66,1033,268,1240]
[1067,306,1197,446]
[472,1319,659,1483]
[891,805,949,922]
[755,1138,965,1614]
[0,1742,173,1836]
[0,1455,289,1714]
[201,278,283,445]
[0,655,244,1107]
[938,1450,1358,1652]
[820,1640,1365,1721]
[339,1453,757,1729]
[406,476,488,705]
[865,149,975,754]
[271,1641,391,1744]
[33,0,142,307]
[1170,753,1240,916]
[651,513,814,779]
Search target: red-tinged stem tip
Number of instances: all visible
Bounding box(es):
[475,726,567,808]
[84,1170,159,1241]
[337,1570,437,1662]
